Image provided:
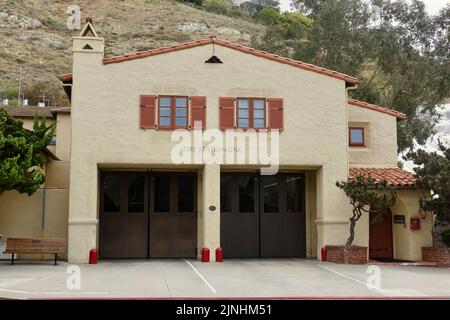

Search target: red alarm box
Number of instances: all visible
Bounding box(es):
[410,217,421,230]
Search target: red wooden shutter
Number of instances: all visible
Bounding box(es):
[190,96,206,130]
[139,95,156,129]
[219,97,235,130]
[268,98,283,131]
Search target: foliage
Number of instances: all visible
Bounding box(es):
[257,0,450,151]
[204,0,231,15]
[1,82,69,107]
[442,229,450,248]
[406,140,450,247]
[336,174,397,246]
[254,8,280,25]
[250,0,280,12]
[179,0,204,6]
[253,11,312,55]
[0,109,56,195]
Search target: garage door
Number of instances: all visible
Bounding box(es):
[220,173,306,258]
[99,172,197,259]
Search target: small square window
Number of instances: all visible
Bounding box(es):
[349,128,365,146]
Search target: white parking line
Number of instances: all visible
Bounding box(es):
[0,288,107,295]
[318,264,386,296]
[184,259,217,294]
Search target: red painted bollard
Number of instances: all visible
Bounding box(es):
[89,249,98,264]
[215,247,223,262]
[321,246,327,262]
[201,247,210,262]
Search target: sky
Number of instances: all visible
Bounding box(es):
[279,0,449,14]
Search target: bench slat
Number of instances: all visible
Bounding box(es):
[6,238,65,244]
[4,238,66,255]
[5,249,65,254]
[6,243,65,248]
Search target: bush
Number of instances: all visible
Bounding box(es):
[254,8,279,25]
[204,0,230,15]
[442,229,450,247]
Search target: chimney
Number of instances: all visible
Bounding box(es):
[72,18,104,58]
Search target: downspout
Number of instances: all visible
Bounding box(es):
[345,84,358,171]
[41,185,46,231]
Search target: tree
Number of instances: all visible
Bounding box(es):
[336,175,397,246]
[252,11,312,55]
[269,0,450,151]
[204,0,230,14]
[0,109,56,195]
[406,140,450,247]
[254,8,280,25]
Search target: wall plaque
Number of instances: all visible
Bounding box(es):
[394,214,405,224]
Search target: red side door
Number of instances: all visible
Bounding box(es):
[369,209,393,259]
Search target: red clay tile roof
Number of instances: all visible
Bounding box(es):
[348,98,407,120]
[349,167,416,187]
[95,38,358,86]
[1,106,56,118]
[50,107,71,115]
[59,73,72,83]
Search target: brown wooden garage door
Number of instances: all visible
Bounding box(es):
[220,173,306,258]
[99,172,197,259]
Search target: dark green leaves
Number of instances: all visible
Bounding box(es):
[0,109,56,195]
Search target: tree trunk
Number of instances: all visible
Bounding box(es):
[346,207,361,247]
[346,217,356,247]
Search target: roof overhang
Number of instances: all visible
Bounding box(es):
[348,99,407,120]
[60,38,358,88]
[349,167,417,188]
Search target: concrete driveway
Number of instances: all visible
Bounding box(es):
[0,259,449,299]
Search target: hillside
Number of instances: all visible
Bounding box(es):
[0,0,264,106]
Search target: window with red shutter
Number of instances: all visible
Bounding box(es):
[157,96,189,130]
[219,97,235,130]
[236,98,266,130]
[140,95,156,129]
[190,96,206,129]
[267,98,284,131]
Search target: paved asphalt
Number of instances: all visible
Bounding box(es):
[0,259,449,299]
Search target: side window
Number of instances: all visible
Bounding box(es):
[349,127,365,146]
[49,135,57,145]
[103,175,121,213]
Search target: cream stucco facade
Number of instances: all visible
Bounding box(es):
[0,22,432,263]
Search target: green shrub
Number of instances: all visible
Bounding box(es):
[204,0,230,15]
[226,7,252,21]
[254,8,279,25]
[442,229,450,247]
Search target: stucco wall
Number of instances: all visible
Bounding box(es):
[55,113,71,161]
[0,158,70,260]
[68,39,352,262]
[348,104,398,168]
[391,189,433,261]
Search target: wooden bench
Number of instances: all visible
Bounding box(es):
[3,238,66,265]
